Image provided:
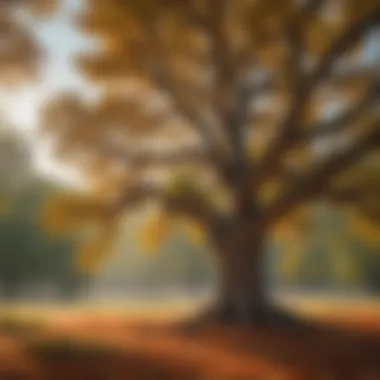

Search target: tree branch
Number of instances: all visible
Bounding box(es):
[142,18,221,159]
[108,181,223,228]
[326,187,364,205]
[302,82,380,139]
[182,2,208,31]
[229,76,275,144]
[220,78,275,179]
[309,7,380,89]
[264,123,380,224]
[226,1,304,166]
[108,182,163,216]
[326,187,380,223]
[240,5,311,199]
[208,0,231,113]
[246,8,380,199]
[206,0,244,162]
[149,60,217,153]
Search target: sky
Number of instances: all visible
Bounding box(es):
[3,0,88,127]
[1,0,94,184]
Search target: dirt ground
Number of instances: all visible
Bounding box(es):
[0,300,380,380]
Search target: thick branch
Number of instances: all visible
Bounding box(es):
[326,187,364,204]
[143,19,221,158]
[150,62,217,153]
[247,9,380,199]
[226,5,301,164]
[309,8,380,89]
[108,182,164,216]
[164,193,222,226]
[302,82,380,138]
[208,0,231,114]
[264,123,380,224]
[326,187,380,223]
[108,182,223,228]
[228,76,275,158]
[240,6,310,198]
[206,0,246,163]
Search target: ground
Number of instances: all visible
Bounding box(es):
[0,296,380,380]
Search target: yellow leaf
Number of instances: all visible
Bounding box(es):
[179,219,206,245]
[75,227,118,274]
[257,42,286,68]
[271,206,311,242]
[284,144,313,170]
[330,239,357,283]
[304,17,342,57]
[138,212,170,255]
[247,138,267,161]
[257,179,284,207]
[277,239,304,280]
[40,194,108,236]
[349,212,380,246]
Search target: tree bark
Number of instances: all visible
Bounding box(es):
[216,237,269,324]
[187,224,313,330]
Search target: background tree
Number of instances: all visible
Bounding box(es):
[0,121,32,197]
[0,177,88,301]
[0,121,86,300]
[272,203,380,291]
[40,0,380,325]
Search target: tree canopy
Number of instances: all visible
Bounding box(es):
[39,1,379,279]
[0,0,56,86]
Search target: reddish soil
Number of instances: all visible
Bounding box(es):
[0,305,379,380]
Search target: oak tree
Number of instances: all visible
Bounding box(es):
[40,0,380,325]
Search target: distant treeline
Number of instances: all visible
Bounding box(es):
[1,181,379,301]
[0,180,87,300]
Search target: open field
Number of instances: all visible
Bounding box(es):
[1,295,380,380]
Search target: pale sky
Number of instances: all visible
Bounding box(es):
[1,0,94,185]
[3,0,89,126]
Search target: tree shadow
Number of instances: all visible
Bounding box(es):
[174,304,380,379]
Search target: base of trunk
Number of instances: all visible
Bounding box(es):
[184,231,316,331]
[180,300,316,332]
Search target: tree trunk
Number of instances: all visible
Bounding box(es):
[214,233,270,325]
[179,218,311,329]
[191,227,312,329]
